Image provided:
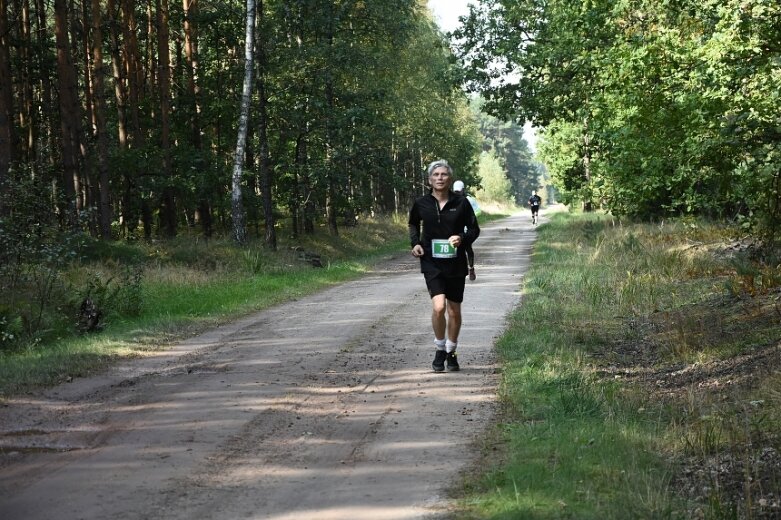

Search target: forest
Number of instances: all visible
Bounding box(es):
[455,0,780,251]
[1,0,778,347]
[9,1,776,253]
[0,0,508,249]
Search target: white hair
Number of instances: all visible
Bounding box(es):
[426,159,453,176]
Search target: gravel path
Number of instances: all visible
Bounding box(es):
[0,213,538,520]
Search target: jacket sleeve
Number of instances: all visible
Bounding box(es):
[408,201,422,248]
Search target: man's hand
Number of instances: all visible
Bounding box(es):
[411,244,424,257]
[448,235,462,248]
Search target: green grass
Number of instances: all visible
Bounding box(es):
[457,211,781,519]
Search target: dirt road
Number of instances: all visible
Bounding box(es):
[0,213,538,520]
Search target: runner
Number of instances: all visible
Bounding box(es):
[452,180,477,281]
[529,190,542,225]
[409,160,480,372]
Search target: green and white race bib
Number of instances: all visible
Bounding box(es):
[431,239,457,259]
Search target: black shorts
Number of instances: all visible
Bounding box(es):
[424,273,466,303]
[531,206,539,215]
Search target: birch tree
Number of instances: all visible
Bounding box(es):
[231,0,255,245]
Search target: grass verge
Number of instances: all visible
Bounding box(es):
[458,211,781,519]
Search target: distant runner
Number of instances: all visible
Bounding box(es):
[452,180,477,281]
[529,190,542,225]
[409,160,480,372]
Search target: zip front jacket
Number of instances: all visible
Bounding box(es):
[408,191,480,278]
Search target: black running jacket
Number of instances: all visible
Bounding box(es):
[408,192,480,278]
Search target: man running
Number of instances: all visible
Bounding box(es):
[529,190,542,225]
[409,160,480,372]
[452,180,477,281]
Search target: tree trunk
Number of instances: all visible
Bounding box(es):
[82,1,95,144]
[230,0,256,245]
[324,4,338,236]
[35,0,56,171]
[53,0,82,225]
[182,0,201,147]
[291,132,307,239]
[244,122,259,236]
[156,0,176,236]
[0,0,14,205]
[107,0,127,149]
[90,0,112,239]
[107,0,129,238]
[18,0,33,162]
[121,0,142,147]
[74,0,90,220]
[300,124,314,235]
[582,128,593,212]
[183,0,212,238]
[256,0,276,250]
[120,0,145,236]
[146,0,156,87]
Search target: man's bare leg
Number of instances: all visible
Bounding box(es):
[431,294,447,340]
[446,300,462,346]
[444,300,462,371]
[430,295,448,372]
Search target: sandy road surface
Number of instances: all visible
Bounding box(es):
[0,213,538,520]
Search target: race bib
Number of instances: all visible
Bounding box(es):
[431,239,457,258]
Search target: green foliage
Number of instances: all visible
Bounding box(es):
[0,305,21,346]
[474,150,513,203]
[72,267,144,324]
[537,120,589,208]
[471,98,542,204]
[250,0,483,226]
[455,0,781,250]
[116,266,144,317]
[0,172,87,349]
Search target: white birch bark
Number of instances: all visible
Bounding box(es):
[231,0,256,245]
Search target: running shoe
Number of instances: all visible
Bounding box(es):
[432,350,447,372]
[446,351,460,371]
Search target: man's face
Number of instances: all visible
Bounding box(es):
[429,167,451,191]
